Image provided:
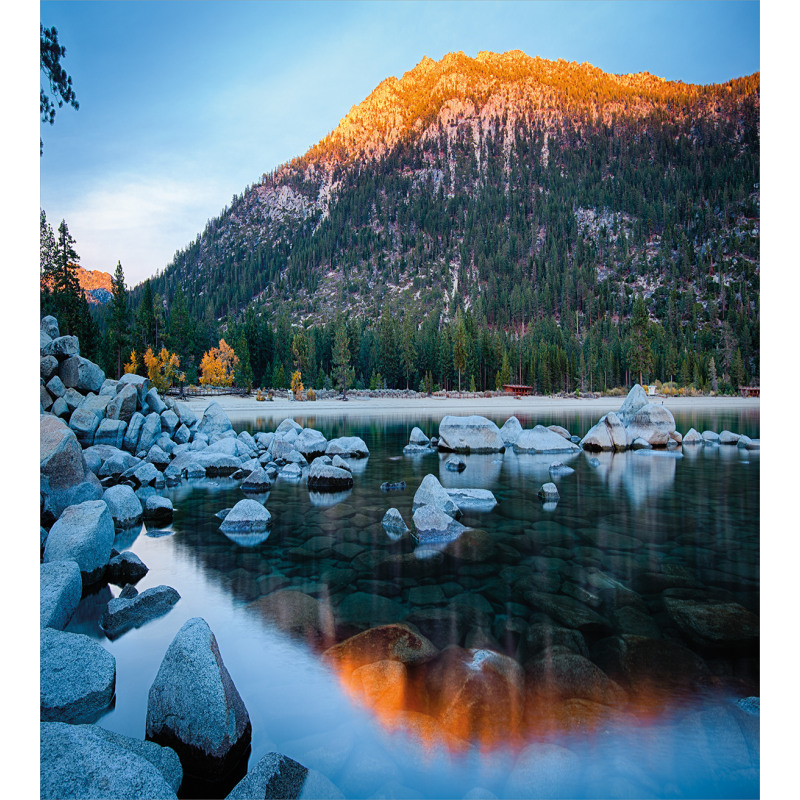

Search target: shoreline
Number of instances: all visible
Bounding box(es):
[183,393,760,417]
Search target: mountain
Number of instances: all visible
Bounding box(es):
[140,50,759,389]
[42,264,114,305]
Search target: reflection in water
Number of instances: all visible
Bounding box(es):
[73,408,758,799]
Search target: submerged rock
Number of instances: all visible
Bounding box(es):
[307,460,354,491]
[538,482,560,502]
[445,488,497,511]
[101,585,181,639]
[220,499,272,534]
[382,508,409,536]
[412,505,467,543]
[445,455,467,472]
[413,473,461,518]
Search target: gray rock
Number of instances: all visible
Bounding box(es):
[241,466,273,493]
[719,430,741,445]
[412,505,467,543]
[102,484,144,528]
[41,473,104,528]
[438,415,505,453]
[41,329,54,353]
[40,560,82,630]
[409,426,431,445]
[145,617,251,782]
[295,428,328,459]
[172,400,198,429]
[144,386,168,414]
[631,437,652,450]
[79,392,113,419]
[131,460,162,487]
[41,315,60,339]
[380,480,406,491]
[98,449,140,478]
[663,595,759,648]
[580,412,627,451]
[403,443,435,455]
[548,424,572,440]
[226,752,345,800]
[196,401,234,440]
[41,355,59,381]
[40,415,85,496]
[625,403,677,447]
[683,427,704,444]
[194,451,242,476]
[499,416,523,445]
[382,508,410,535]
[161,408,180,436]
[413,474,461,518]
[702,430,720,443]
[307,460,354,490]
[40,382,54,411]
[68,407,101,446]
[117,373,152,407]
[331,454,351,471]
[279,463,303,479]
[106,383,138,424]
[51,396,69,419]
[737,697,759,716]
[43,500,115,584]
[146,444,171,470]
[515,425,581,454]
[275,418,303,436]
[42,335,80,360]
[325,436,370,458]
[40,628,116,723]
[156,432,178,454]
[106,551,149,586]
[59,355,105,394]
[220,498,272,533]
[445,455,466,472]
[101,585,181,639]
[144,495,174,523]
[62,387,84,413]
[99,378,119,396]
[40,721,179,799]
[445,488,497,511]
[738,435,760,450]
[549,462,575,477]
[173,423,191,445]
[95,418,127,449]
[137,413,163,454]
[538,482,560,501]
[616,383,650,426]
[46,374,66,398]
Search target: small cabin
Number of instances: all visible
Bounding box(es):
[740,386,760,398]
[502,384,533,396]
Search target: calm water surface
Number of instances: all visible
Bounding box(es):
[67,407,760,799]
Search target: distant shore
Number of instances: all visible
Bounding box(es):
[183,392,760,418]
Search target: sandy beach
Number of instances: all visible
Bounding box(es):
[183,392,760,418]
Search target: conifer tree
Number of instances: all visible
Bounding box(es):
[332,316,354,400]
[109,261,129,379]
[453,309,467,395]
[628,295,654,386]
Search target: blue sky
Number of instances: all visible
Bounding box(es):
[34,1,761,287]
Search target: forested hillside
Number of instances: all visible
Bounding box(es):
[75,51,761,394]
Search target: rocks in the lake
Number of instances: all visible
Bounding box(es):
[538,482,560,502]
[412,505,467,543]
[630,437,652,450]
[280,462,303,479]
[445,488,497,511]
[106,551,149,586]
[102,484,143,528]
[702,429,720,444]
[247,590,334,646]
[445,455,466,472]
[413,473,461,518]
[40,722,181,800]
[616,383,649,426]
[409,426,431,446]
[438,415,505,453]
[307,459,354,490]
[548,425,572,440]
[580,412,627,451]
[137,413,162,455]
[130,461,163,488]
[326,435,370,458]
[549,462,575,477]
[146,617,251,784]
[226,752,314,800]
[625,403,677,447]
[241,466,273,493]
[403,442,435,455]
[323,623,438,677]
[380,480,406,491]
[331,454,351,471]
[499,416,524,445]
[194,451,241,476]
[101,585,181,639]
[737,697,760,716]
[43,500,114,585]
[40,628,116,723]
[515,425,581,454]
[220,499,272,533]
[683,427,703,444]
[719,430,741,445]
[295,428,329,460]
[40,560,82,630]
[144,495,174,524]
[382,508,409,535]
[662,595,759,649]
[524,591,612,635]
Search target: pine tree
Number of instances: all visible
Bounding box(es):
[401,313,417,390]
[136,280,156,355]
[453,309,467,395]
[628,295,654,386]
[109,261,129,379]
[332,316,354,400]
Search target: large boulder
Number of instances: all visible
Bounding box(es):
[41,416,87,505]
[43,500,115,584]
[145,617,252,783]
[307,460,354,491]
[40,722,180,800]
[295,428,328,460]
[412,505,467,543]
[116,373,151,408]
[41,355,59,382]
[409,426,431,446]
[580,412,627,451]
[445,488,497,511]
[41,315,60,340]
[42,335,80,360]
[94,418,127,449]
[106,551,149,586]
[102,484,144,528]
[624,403,677,447]
[499,416,524,445]
[413,474,461,518]
[145,387,168,415]
[40,628,116,723]
[59,355,105,394]
[325,436,370,458]
[68,407,101,446]
[40,560,82,630]
[382,508,409,536]
[438,415,505,453]
[219,498,272,533]
[616,383,650,426]
[226,752,344,800]
[100,585,181,639]
[106,383,138,424]
[195,401,234,441]
[514,425,581,454]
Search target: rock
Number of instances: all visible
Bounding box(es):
[248,590,334,645]
[144,495,174,523]
[173,423,191,445]
[41,416,87,505]
[307,460,354,490]
[101,585,181,639]
[41,315,60,339]
[325,436,370,458]
[445,488,497,511]
[499,416,523,445]
[194,450,242,476]
[382,508,409,535]
[580,412,627,451]
[42,334,80,360]
[719,430,741,445]
[538,482,560,501]
[102,484,144,528]
[43,500,114,585]
[625,403,677,447]
[504,742,582,799]
[145,618,252,784]
[279,462,303,479]
[412,505,467,543]
[94,418,127,449]
[380,481,406,491]
[331,454,351,471]
[41,355,59,381]
[160,408,180,436]
[99,449,141,478]
[40,628,116,723]
[48,398,68,421]
[106,551,149,586]
[59,355,105,394]
[220,498,271,533]
[702,430,720,444]
[616,383,650,426]
[548,425,572,440]
[68,407,101,446]
[131,461,162,487]
[413,473,461,518]
[631,436,652,450]
[275,418,303,436]
[196,401,234,441]
[144,386,168,414]
[737,697,760,716]
[403,443,435,455]
[683,427,703,444]
[116,373,152,407]
[226,752,309,800]
[106,383,138,424]
[295,428,329,460]
[445,455,466,472]
[40,560,82,630]
[525,591,612,635]
[663,595,759,649]
[409,426,430,445]
[146,444,171,470]
[438,415,505,453]
[515,425,581,454]
[99,378,119,396]
[79,392,113,419]
[62,387,84,413]
[549,462,575,477]
[241,466,273,493]
[46,374,66,399]
[40,722,180,800]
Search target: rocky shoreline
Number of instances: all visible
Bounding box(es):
[40,314,760,798]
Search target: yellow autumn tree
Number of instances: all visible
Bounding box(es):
[143,346,183,394]
[199,339,238,387]
[290,369,304,399]
[123,349,139,375]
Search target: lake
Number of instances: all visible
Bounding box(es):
[66,406,760,799]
